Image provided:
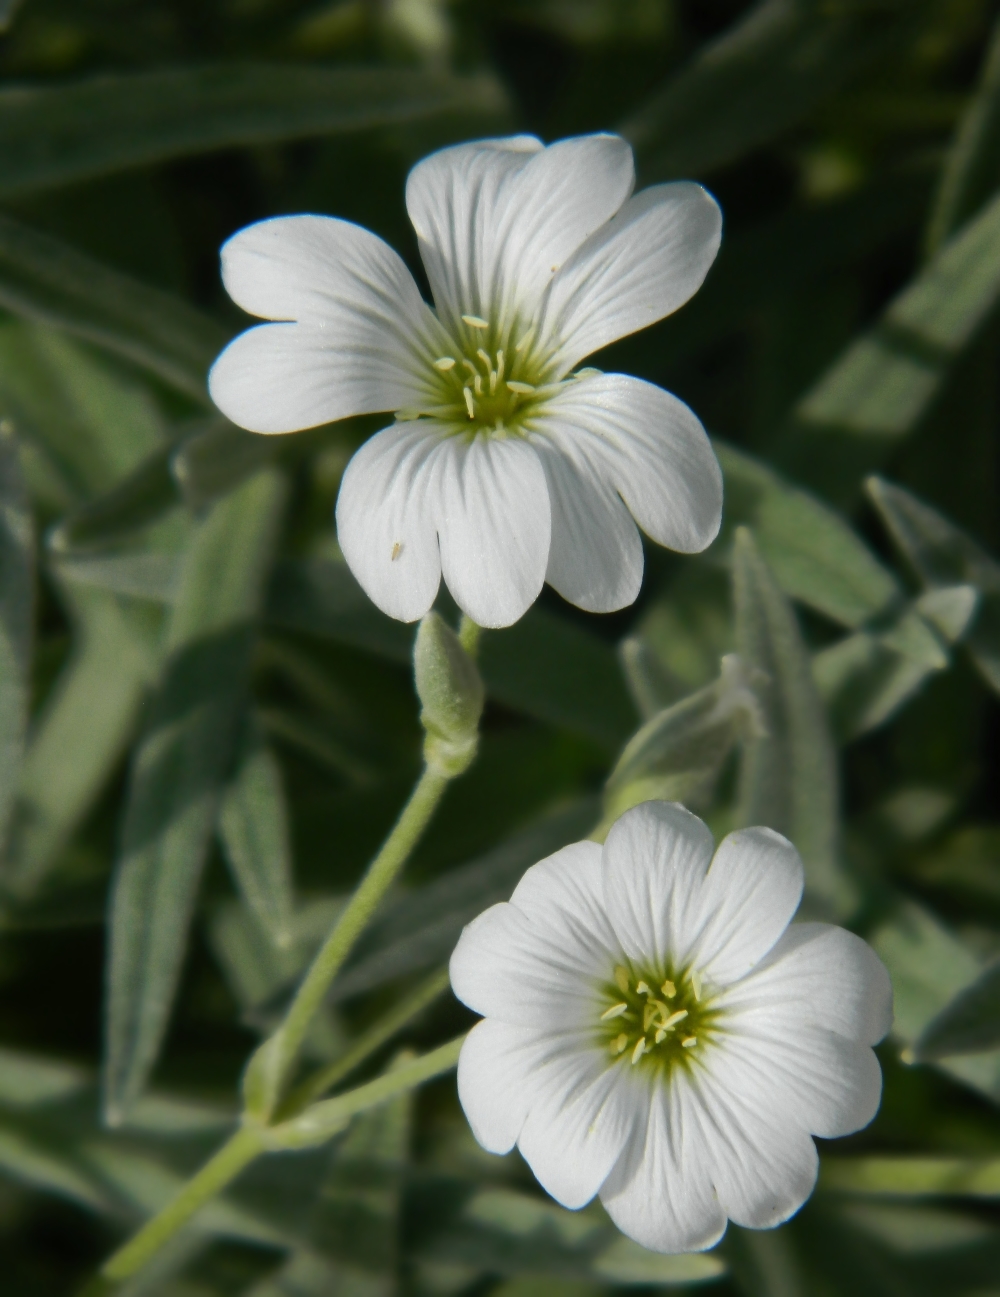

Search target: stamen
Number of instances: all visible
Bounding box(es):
[610,1033,629,1055]
[654,1028,667,1044]
[514,325,535,352]
[507,380,535,395]
[462,314,489,329]
[474,374,483,396]
[463,388,475,419]
[614,967,630,994]
[496,351,505,383]
[462,360,477,377]
[681,1036,698,1048]
[635,981,650,996]
[643,1003,657,1031]
[661,980,676,998]
[631,1038,646,1065]
[489,369,498,395]
[601,1002,629,1021]
[433,356,456,370]
[476,348,491,369]
[691,971,703,1001]
[663,1010,688,1029]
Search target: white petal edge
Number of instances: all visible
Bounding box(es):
[689,827,804,986]
[531,433,644,612]
[211,215,448,433]
[405,134,634,334]
[435,432,550,628]
[602,801,716,970]
[531,374,722,555]
[334,423,444,622]
[538,181,722,375]
[509,840,622,960]
[600,1069,727,1253]
[456,1018,537,1153]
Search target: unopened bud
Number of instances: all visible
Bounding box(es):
[414,613,484,776]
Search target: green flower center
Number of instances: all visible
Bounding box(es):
[598,961,723,1073]
[400,314,552,439]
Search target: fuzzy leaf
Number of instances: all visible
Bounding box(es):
[913,961,1000,1061]
[0,427,32,855]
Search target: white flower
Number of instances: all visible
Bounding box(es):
[449,801,892,1253]
[209,134,723,628]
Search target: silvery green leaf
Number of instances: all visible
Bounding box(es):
[866,476,1000,694]
[104,469,287,1123]
[618,636,686,719]
[821,1156,1000,1199]
[49,443,179,556]
[913,960,1000,1061]
[219,719,296,950]
[3,584,159,898]
[782,188,1000,503]
[0,66,506,197]
[717,441,899,629]
[601,654,764,834]
[0,426,32,855]
[733,528,852,915]
[871,900,1000,1103]
[0,214,226,403]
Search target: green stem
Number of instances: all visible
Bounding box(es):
[458,614,482,658]
[269,763,450,1089]
[280,964,451,1117]
[101,1125,264,1282]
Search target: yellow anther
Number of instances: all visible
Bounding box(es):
[681,1036,697,1048]
[496,350,505,382]
[614,967,630,994]
[463,388,475,419]
[661,980,676,998]
[489,370,498,394]
[610,1033,629,1055]
[631,1038,646,1065]
[474,374,482,396]
[635,980,650,995]
[476,348,491,368]
[691,970,703,1001]
[462,359,477,376]
[462,314,489,329]
[663,1010,688,1029]
[642,1003,657,1032]
[433,356,456,370]
[654,1028,667,1044]
[601,1002,629,1021]
[507,380,535,395]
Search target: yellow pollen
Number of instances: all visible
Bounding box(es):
[463,388,475,419]
[635,981,650,995]
[663,1010,688,1029]
[631,1038,646,1065]
[661,980,676,998]
[614,967,630,994]
[507,380,535,394]
[601,1002,629,1021]
[681,1036,698,1048]
[433,356,456,370]
[462,314,489,329]
[610,1033,628,1055]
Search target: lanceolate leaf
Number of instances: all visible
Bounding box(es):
[3,584,159,898]
[866,476,1000,695]
[779,188,1000,503]
[733,527,852,914]
[0,428,32,855]
[622,0,916,181]
[914,961,1000,1061]
[0,65,505,198]
[104,469,287,1124]
[218,719,296,950]
[0,215,226,403]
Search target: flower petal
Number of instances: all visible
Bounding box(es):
[334,423,444,622]
[406,134,634,334]
[530,432,643,613]
[602,802,716,971]
[689,827,804,987]
[532,374,722,555]
[456,1018,537,1153]
[600,1069,727,1253]
[211,215,446,432]
[722,923,893,1046]
[509,840,621,957]
[517,1043,638,1209]
[709,1024,883,1142]
[436,432,550,628]
[539,181,722,374]
[450,894,611,1031]
[691,1059,819,1230]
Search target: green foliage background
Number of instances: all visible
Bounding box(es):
[1,0,1000,1292]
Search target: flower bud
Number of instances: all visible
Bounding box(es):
[414,613,485,776]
